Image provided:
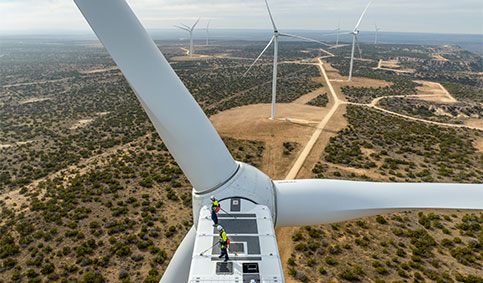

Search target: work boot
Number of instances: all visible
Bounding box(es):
[224,258,229,262]
[212,224,217,227]
[218,254,223,259]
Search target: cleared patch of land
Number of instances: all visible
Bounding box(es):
[432,54,449,61]
[211,103,326,179]
[80,66,119,74]
[19,97,52,104]
[415,80,457,103]
[374,59,416,73]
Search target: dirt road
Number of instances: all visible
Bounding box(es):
[285,58,341,180]
[276,57,346,283]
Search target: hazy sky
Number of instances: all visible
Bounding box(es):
[1,0,482,35]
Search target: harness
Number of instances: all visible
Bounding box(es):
[211,200,220,212]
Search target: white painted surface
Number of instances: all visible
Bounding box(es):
[159,226,196,283]
[274,179,483,226]
[73,0,237,193]
[189,202,284,282]
[192,162,276,227]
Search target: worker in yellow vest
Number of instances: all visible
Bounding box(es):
[217,225,229,262]
[210,195,220,227]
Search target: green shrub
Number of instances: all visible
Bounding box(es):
[339,269,360,281]
[82,271,105,283]
[325,256,337,265]
[165,226,177,237]
[40,262,55,274]
[376,216,387,224]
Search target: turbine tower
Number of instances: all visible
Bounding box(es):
[205,20,210,46]
[73,0,483,282]
[174,18,200,57]
[348,0,372,81]
[336,20,341,45]
[243,0,329,120]
[375,24,381,44]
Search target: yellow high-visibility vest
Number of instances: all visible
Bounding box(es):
[220,231,227,248]
[212,200,219,212]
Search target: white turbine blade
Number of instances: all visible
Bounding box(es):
[354,0,373,31]
[74,0,238,193]
[264,0,278,31]
[321,31,351,37]
[279,33,330,46]
[207,19,210,29]
[191,17,200,30]
[274,179,483,227]
[355,35,363,58]
[242,36,274,77]
[160,226,196,283]
[180,23,191,29]
[174,25,191,32]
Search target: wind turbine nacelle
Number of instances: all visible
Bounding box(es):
[191,162,276,227]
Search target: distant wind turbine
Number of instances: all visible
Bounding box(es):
[205,20,210,46]
[347,0,373,81]
[336,20,341,45]
[375,24,381,44]
[244,0,329,119]
[174,18,200,57]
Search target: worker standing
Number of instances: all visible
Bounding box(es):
[217,225,229,262]
[210,195,220,227]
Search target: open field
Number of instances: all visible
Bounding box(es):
[374,59,416,73]
[414,80,457,103]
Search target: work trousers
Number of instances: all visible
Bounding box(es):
[211,210,218,225]
[220,247,229,260]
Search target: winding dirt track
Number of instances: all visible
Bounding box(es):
[349,101,483,131]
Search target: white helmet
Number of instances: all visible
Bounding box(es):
[210,195,215,200]
[217,225,223,231]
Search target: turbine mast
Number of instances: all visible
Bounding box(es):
[271,34,279,120]
[348,33,357,82]
[206,20,210,46]
[189,30,193,57]
[336,19,340,45]
[348,0,372,82]
[244,0,327,119]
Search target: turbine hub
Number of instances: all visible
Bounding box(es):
[191,162,276,227]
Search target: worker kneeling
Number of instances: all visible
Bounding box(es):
[217,225,230,262]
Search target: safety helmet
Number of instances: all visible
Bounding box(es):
[217,225,223,231]
[210,195,215,200]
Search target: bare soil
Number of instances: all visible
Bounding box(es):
[432,54,449,61]
[69,118,94,129]
[211,103,328,180]
[415,80,457,103]
[474,136,483,152]
[465,118,483,129]
[374,59,416,73]
[19,97,52,104]
[80,66,119,74]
